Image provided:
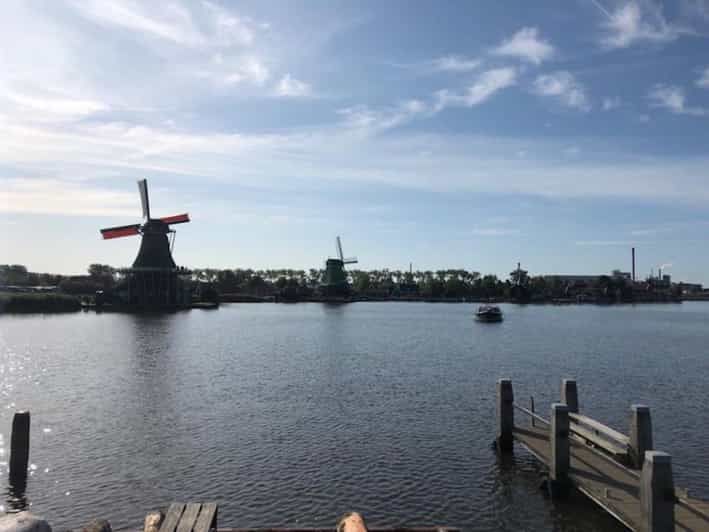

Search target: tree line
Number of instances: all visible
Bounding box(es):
[2,263,680,301]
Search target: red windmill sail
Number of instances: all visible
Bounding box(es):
[100,223,141,240]
[159,213,190,225]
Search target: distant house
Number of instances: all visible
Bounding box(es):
[611,270,632,280]
[398,281,418,296]
[543,270,632,286]
[542,275,600,285]
[678,282,702,294]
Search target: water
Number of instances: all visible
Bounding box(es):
[1,302,709,531]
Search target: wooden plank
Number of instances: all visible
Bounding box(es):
[514,425,639,529]
[513,403,549,426]
[194,502,218,532]
[570,424,628,458]
[177,503,202,532]
[160,503,186,532]
[218,529,459,532]
[569,413,630,445]
[513,424,709,531]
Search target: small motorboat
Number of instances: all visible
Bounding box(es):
[475,304,503,322]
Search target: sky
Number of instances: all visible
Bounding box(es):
[3,0,709,282]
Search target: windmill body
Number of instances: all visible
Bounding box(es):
[99,179,191,310]
[321,236,357,297]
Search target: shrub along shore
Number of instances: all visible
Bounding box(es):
[0,292,82,314]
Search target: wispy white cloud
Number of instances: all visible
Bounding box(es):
[338,100,429,132]
[197,54,270,86]
[67,0,256,47]
[630,227,663,236]
[533,71,591,111]
[435,67,517,111]
[275,74,312,97]
[8,116,709,210]
[595,1,688,49]
[697,67,709,88]
[0,178,139,217]
[68,0,204,46]
[339,67,516,132]
[648,84,707,116]
[471,227,521,236]
[202,0,257,47]
[431,55,481,72]
[602,96,621,110]
[492,27,554,64]
[575,240,635,246]
[0,87,108,120]
[0,0,285,122]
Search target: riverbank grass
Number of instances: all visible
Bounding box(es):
[0,292,82,313]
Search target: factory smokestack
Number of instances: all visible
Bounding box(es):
[632,247,636,282]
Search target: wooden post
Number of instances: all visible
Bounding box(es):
[496,379,514,452]
[9,411,30,486]
[640,451,674,532]
[530,396,535,428]
[629,404,653,469]
[561,378,579,413]
[550,403,570,497]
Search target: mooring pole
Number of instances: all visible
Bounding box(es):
[561,378,579,413]
[630,404,653,469]
[530,396,535,427]
[549,403,570,497]
[496,379,514,452]
[9,411,30,486]
[640,451,675,532]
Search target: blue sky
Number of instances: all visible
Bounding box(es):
[3,0,709,282]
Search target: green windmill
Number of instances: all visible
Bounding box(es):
[321,236,358,296]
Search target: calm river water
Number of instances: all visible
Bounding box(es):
[1,302,709,531]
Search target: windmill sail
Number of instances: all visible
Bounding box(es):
[138,179,150,220]
[159,213,190,225]
[335,236,356,263]
[336,236,344,261]
[100,223,141,239]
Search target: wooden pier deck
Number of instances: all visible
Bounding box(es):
[497,378,709,531]
[514,424,709,530]
[154,502,456,532]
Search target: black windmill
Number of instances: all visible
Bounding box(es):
[100,179,191,308]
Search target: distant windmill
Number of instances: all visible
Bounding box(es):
[321,236,358,297]
[336,236,358,267]
[99,179,191,308]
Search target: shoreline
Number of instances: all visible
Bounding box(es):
[1,291,696,314]
[2,297,692,314]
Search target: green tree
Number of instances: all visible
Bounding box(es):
[509,267,529,286]
[481,275,499,297]
[0,265,29,285]
[352,271,371,293]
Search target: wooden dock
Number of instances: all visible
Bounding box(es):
[151,504,456,532]
[497,378,709,531]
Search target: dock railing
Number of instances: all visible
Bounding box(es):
[496,378,682,532]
